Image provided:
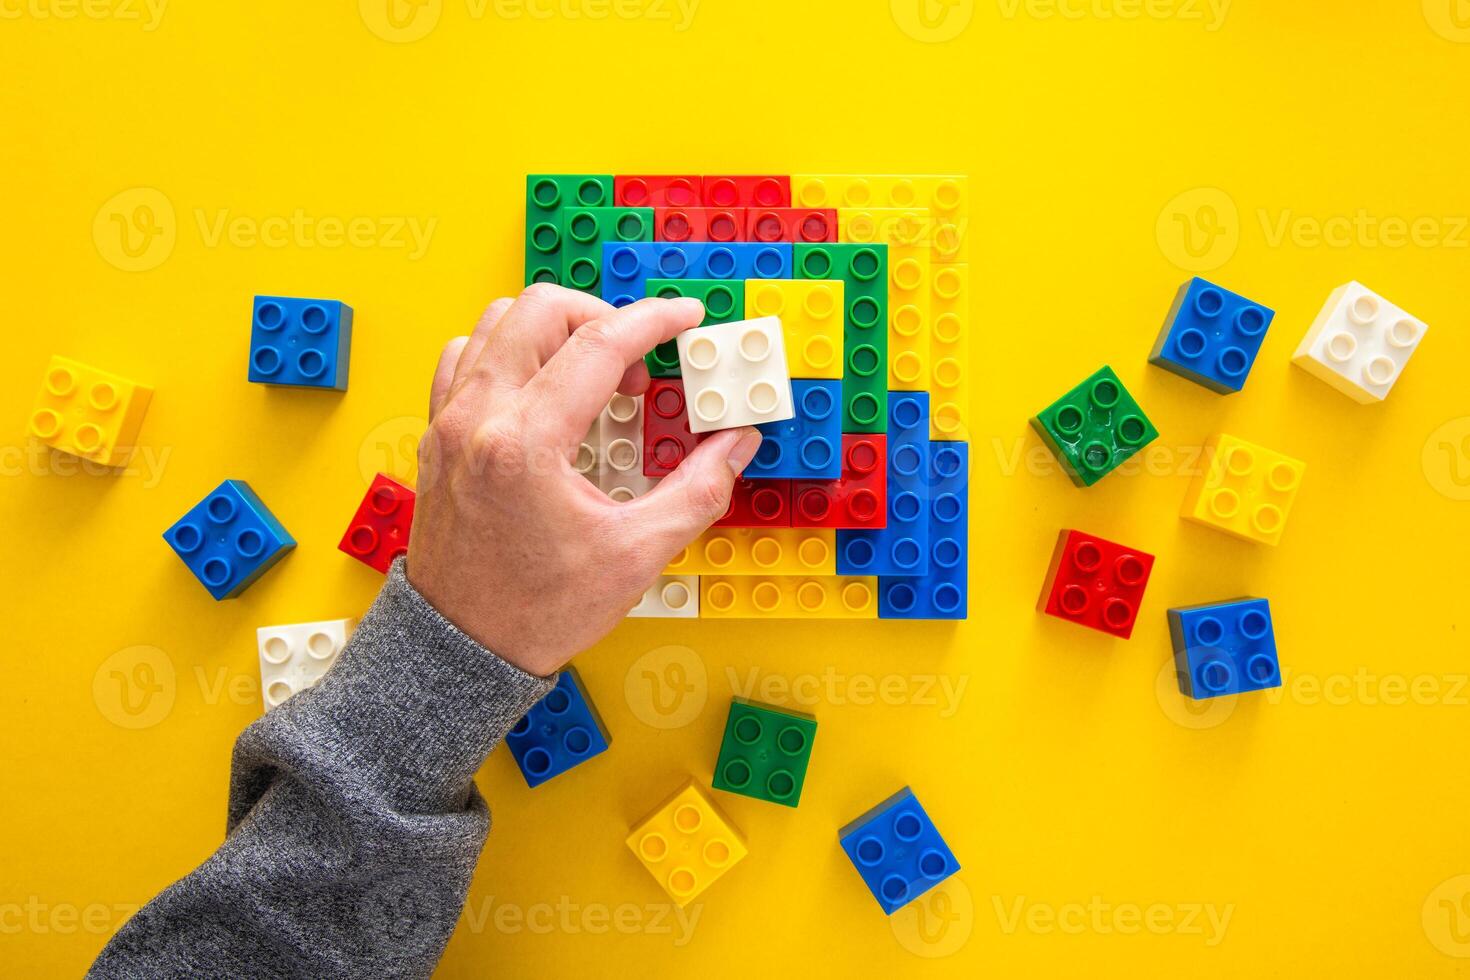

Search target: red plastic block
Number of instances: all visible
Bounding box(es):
[1038,529,1155,638]
[656,207,745,244]
[702,175,791,209]
[339,473,416,574]
[792,434,888,529]
[747,208,838,244]
[716,478,793,528]
[643,379,705,477]
[616,175,702,208]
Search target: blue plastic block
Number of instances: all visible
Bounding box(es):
[1168,597,1281,700]
[248,296,353,390]
[746,380,843,480]
[1149,279,1274,394]
[879,441,969,619]
[837,393,930,576]
[838,786,960,915]
[504,667,610,787]
[162,480,296,600]
[600,242,792,307]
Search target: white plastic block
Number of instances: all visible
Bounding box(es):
[628,576,700,618]
[675,316,795,434]
[1292,282,1428,403]
[598,393,658,501]
[257,619,355,711]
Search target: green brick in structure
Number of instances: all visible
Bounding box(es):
[1030,365,1159,487]
[711,698,817,808]
[524,174,613,286]
[642,278,747,378]
[560,207,653,294]
[795,243,888,433]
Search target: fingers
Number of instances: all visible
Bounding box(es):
[466,284,615,389]
[430,337,469,419]
[622,427,763,556]
[452,297,515,390]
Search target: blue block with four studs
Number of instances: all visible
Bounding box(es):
[1168,597,1282,700]
[837,392,931,577]
[745,379,843,480]
[839,786,960,915]
[1149,278,1274,394]
[162,480,296,600]
[248,296,353,390]
[600,241,792,307]
[878,441,969,620]
[505,667,611,788]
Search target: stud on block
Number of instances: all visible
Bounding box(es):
[879,441,969,620]
[699,576,879,619]
[1168,598,1281,700]
[506,667,611,787]
[339,473,416,573]
[627,780,748,907]
[1292,281,1428,403]
[838,394,931,577]
[628,576,700,618]
[1149,278,1274,394]
[525,174,613,286]
[712,698,818,807]
[744,279,845,380]
[746,379,842,479]
[1038,529,1154,638]
[257,619,354,711]
[792,434,888,529]
[248,297,353,390]
[675,316,795,434]
[1031,365,1158,487]
[29,355,153,468]
[839,786,960,915]
[644,278,748,378]
[163,480,295,600]
[1181,434,1304,546]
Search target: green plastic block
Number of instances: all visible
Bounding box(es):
[560,207,653,294]
[523,174,613,286]
[1030,365,1159,487]
[711,698,817,808]
[642,278,747,377]
[795,243,889,433]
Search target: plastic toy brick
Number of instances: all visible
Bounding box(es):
[627,779,748,907]
[668,527,837,576]
[793,434,887,529]
[795,243,890,434]
[643,278,748,377]
[744,279,845,380]
[1291,281,1428,403]
[879,441,969,620]
[716,477,793,528]
[1030,365,1158,488]
[248,296,353,391]
[505,667,611,788]
[676,316,795,433]
[655,207,745,243]
[257,618,354,711]
[525,174,613,285]
[163,480,295,600]
[601,242,792,308]
[747,208,838,244]
[794,175,969,263]
[838,394,931,576]
[712,698,817,807]
[642,378,704,477]
[560,206,653,293]
[746,380,843,480]
[1148,278,1274,394]
[840,208,931,390]
[628,576,700,618]
[700,576,880,619]
[838,786,960,915]
[29,356,153,468]
[597,393,658,502]
[702,175,791,208]
[928,265,970,439]
[615,175,701,208]
[338,473,416,573]
[1037,529,1154,638]
[1181,434,1305,546]
[1168,598,1281,700]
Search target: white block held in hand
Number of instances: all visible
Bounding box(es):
[628,576,700,618]
[676,316,796,434]
[1292,282,1428,403]
[257,619,355,711]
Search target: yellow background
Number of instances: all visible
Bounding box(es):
[3,1,1470,976]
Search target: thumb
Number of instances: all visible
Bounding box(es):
[629,426,763,555]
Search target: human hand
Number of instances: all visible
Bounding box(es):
[407,284,763,678]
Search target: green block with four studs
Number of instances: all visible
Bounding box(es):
[642,279,748,378]
[711,698,817,808]
[560,207,654,295]
[1030,365,1159,487]
[795,243,889,433]
[524,174,613,286]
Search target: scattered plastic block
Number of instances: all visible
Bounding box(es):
[745,279,845,379]
[338,473,416,573]
[629,576,700,618]
[1169,597,1281,700]
[793,434,887,529]
[839,787,960,915]
[668,528,837,576]
[793,175,969,263]
[716,477,793,528]
[1031,365,1158,488]
[627,779,748,907]
[745,380,842,480]
[1292,281,1428,403]
[505,667,611,788]
[928,265,970,439]
[1149,278,1274,394]
[28,355,153,468]
[525,174,613,285]
[601,242,791,308]
[712,698,818,807]
[840,208,931,390]
[257,618,354,711]
[700,576,879,619]
[795,243,890,434]
[597,393,658,502]
[248,296,353,390]
[747,208,838,244]
[676,316,795,434]
[702,175,791,208]
[1182,434,1304,546]
[1037,528,1154,638]
[615,175,701,208]
[879,441,969,620]
[163,480,295,600]
[838,394,931,576]
[560,207,653,293]
[655,207,745,243]
[644,278,748,377]
[642,378,704,477]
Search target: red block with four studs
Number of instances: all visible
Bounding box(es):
[1038,529,1155,638]
[339,473,416,574]
[792,435,888,529]
[747,208,838,244]
[642,379,705,478]
[655,207,745,243]
[614,175,701,208]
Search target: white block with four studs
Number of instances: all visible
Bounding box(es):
[257,619,355,711]
[1292,282,1428,403]
[676,316,796,434]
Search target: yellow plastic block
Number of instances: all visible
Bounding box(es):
[700,576,880,619]
[840,209,931,391]
[666,528,836,576]
[626,780,748,907]
[28,356,153,467]
[743,279,844,379]
[929,264,971,440]
[1182,434,1306,546]
[797,175,969,264]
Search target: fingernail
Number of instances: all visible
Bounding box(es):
[726,428,763,476]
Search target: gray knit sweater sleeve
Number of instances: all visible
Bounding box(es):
[88,559,556,980]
